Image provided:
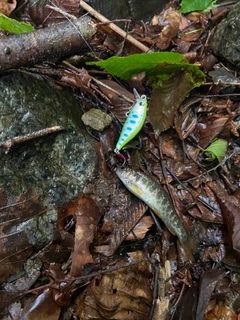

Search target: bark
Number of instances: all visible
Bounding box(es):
[0,16,97,73]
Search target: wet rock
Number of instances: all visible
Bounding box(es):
[0,71,97,261]
[210,2,240,68]
[82,108,112,131]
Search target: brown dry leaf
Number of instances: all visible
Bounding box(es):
[28,0,80,27]
[125,215,154,241]
[76,251,152,320]
[0,188,47,282]
[151,10,181,50]
[20,288,61,320]
[205,303,237,320]
[201,243,226,262]
[70,196,101,277]
[149,71,196,136]
[209,182,240,253]
[196,269,225,320]
[198,115,229,149]
[0,0,16,16]
[60,68,92,93]
[162,139,176,159]
[97,79,135,105]
[178,12,209,43]
[188,201,224,224]
[96,196,148,256]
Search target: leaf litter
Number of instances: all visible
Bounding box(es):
[1,0,240,319]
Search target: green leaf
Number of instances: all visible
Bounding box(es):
[180,0,217,14]
[203,138,227,162]
[0,13,34,34]
[86,52,205,87]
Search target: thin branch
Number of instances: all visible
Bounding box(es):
[79,0,153,53]
[0,126,63,153]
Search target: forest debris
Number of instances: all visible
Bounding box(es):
[210,182,240,254]
[149,71,197,136]
[152,10,181,50]
[76,251,152,320]
[70,196,101,277]
[20,288,61,320]
[0,16,96,73]
[79,0,152,53]
[29,0,80,26]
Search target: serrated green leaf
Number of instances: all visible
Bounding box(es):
[203,138,227,162]
[180,0,217,14]
[0,13,34,34]
[86,52,205,88]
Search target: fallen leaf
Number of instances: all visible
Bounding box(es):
[70,196,101,277]
[210,182,240,253]
[149,71,196,135]
[155,10,181,50]
[0,0,16,16]
[196,269,225,320]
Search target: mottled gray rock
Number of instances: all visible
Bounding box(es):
[81,108,112,131]
[210,2,240,68]
[0,71,97,206]
[0,71,97,262]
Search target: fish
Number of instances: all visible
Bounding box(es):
[114,91,148,156]
[115,166,197,260]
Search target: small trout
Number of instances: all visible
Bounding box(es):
[116,167,197,260]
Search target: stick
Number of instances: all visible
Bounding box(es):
[0,16,96,73]
[79,0,152,53]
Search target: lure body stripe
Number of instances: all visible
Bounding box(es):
[115,167,197,259]
[115,95,147,153]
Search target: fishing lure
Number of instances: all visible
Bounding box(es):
[114,89,148,159]
[115,167,197,260]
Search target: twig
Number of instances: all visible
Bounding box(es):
[79,0,152,53]
[0,16,96,72]
[0,126,63,153]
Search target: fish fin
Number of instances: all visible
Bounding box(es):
[130,183,144,196]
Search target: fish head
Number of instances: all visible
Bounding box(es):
[115,167,144,197]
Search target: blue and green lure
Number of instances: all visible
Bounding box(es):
[114,89,148,160]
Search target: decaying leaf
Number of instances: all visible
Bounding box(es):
[198,116,229,149]
[152,10,181,50]
[76,251,152,320]
[20,288,61,320]
[196,269,225,320]
[205,303,237,320]
[28,0,80,27]
[149,71,196,135]
[0,0,16,16]
[70,196,101,277]
[0,188,47,282]
[210,182,240,253]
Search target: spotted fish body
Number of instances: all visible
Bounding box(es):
[115,167,197,260]
[114,94,147,154]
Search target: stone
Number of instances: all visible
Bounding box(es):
[210,2,240,68]
[82,108,112,131]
